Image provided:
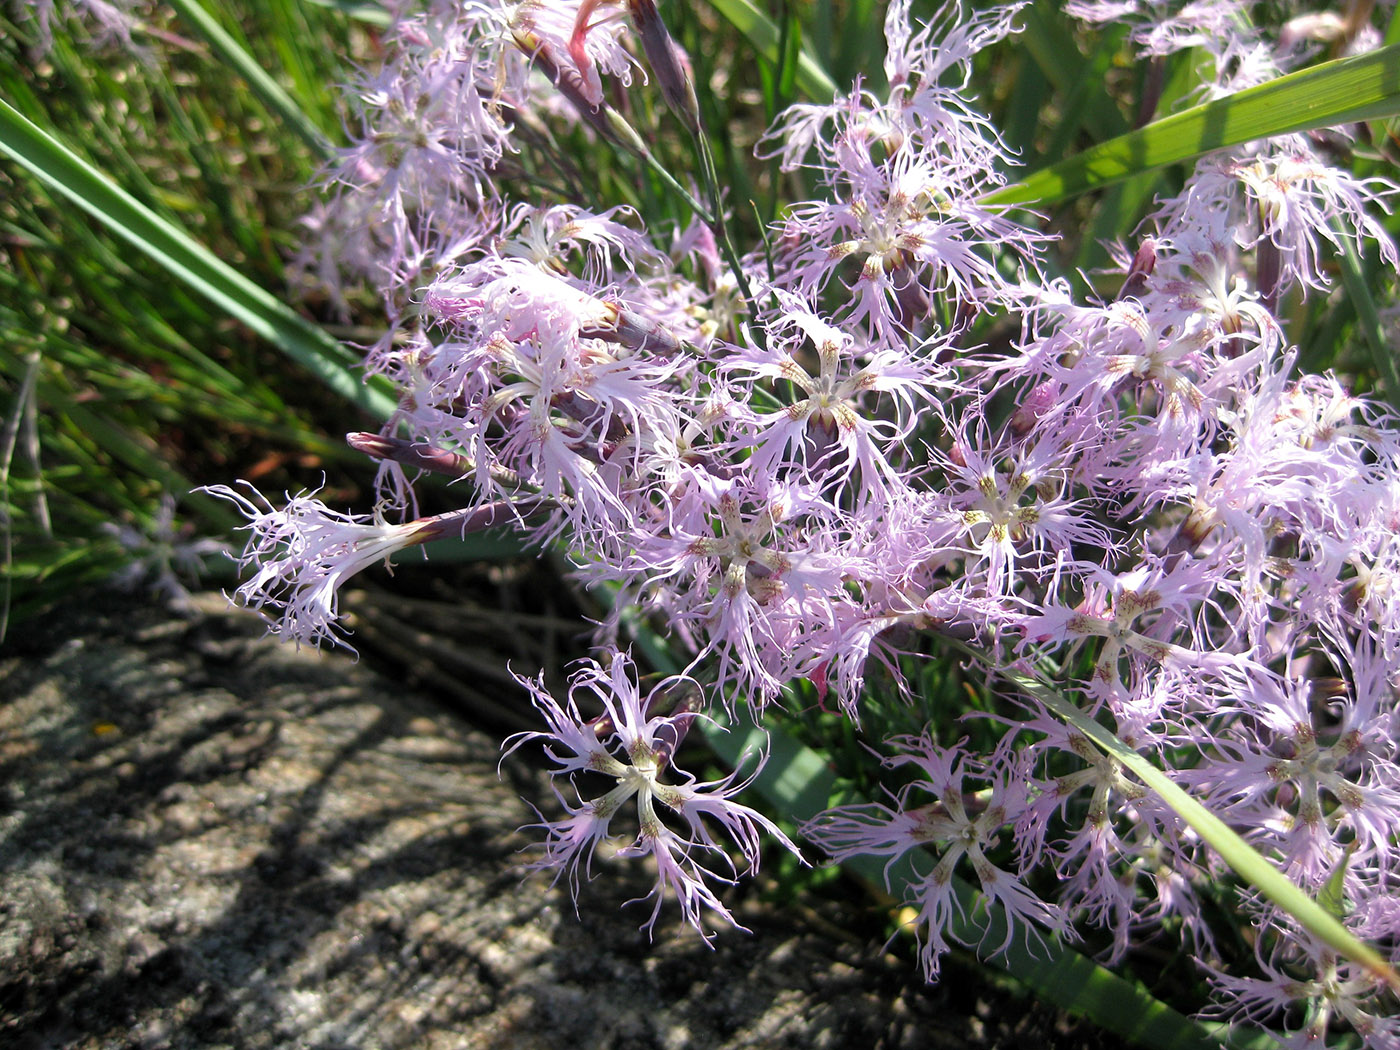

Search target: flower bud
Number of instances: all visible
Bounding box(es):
[1009,379,1060,438]
[346,432,473,478]
[1118,237,1156,301]
[627,0,701,134]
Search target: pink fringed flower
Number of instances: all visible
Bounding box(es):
[806,737,1069,980]
[205,482,522,649]
[504,652,803,940]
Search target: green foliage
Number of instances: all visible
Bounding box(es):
[0,2,366,630]
[992,45,1400,207]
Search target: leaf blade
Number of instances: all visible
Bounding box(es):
[993,44,1400,206]
[0,97,395,421]
[703,0,837,101]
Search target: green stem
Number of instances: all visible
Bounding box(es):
[694,131,761,337]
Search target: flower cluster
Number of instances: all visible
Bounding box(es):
[213,0,1400,1044]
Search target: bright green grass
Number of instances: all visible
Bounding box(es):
[0,1,368,630]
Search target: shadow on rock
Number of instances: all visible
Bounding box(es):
[0,592,1121,1050]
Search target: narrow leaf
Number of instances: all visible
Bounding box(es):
[992,44,1400,206]
[1318,844,1357,922]
[1335,233,1400,406]
[0,98,396,421]
[703,0,837,101]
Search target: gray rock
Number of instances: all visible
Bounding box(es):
[0,592,1115,1050]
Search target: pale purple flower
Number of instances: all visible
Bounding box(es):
[1021,554,1238,697]
[1204,934,1400,1050]
[503,652,802,940]
[510,0,637,109]
[1145,231,1281,359]
[721,292,939,501]
[775,144,1041,347]
[204,482,523,649]
[16,0,148,57]
[413,257,689,545]
[1185,665,1400,888]
[1007,700,1204,962]
[882,0,1025,110]
[612,472,857,703]
[495,201,662,283]
[806,737,1070,981]
[1154,151,1398,299]
[330,8,517,240]
[1066,0,1256,67]
[760,0,1044,346]
[762,0,1023,180]
[936,422,1117,598]
[103,493,230,610]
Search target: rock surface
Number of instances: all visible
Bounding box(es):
[0,592,1120,1050]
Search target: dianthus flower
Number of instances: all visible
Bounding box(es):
[1204,930,1400,1050]
[19,0,147,58]
[937,421,1116,598]
[1065,0,1255,64]
[1008,700,1203,963]
[760,0,1043,346]
[204,482,529,649]
[775,143,1040,348]
[1186,665,1400,888]
[612,472,857,703]
[1157,151,1398,299]
[415,258,688,544]
[510,0,637,109]
[503,652,802,940]
[102,493,230,610]
[721,293,938,502]
[1021,554,1237,697]
[806,737,1070,981]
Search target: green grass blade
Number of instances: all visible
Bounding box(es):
[828,0,887,96]
[998,663,1400,996]
[993,44,1400,206]
[167,0,335,160]
[1335,233,1400,405]
[0,98,396,422]
[703,0,837,101]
